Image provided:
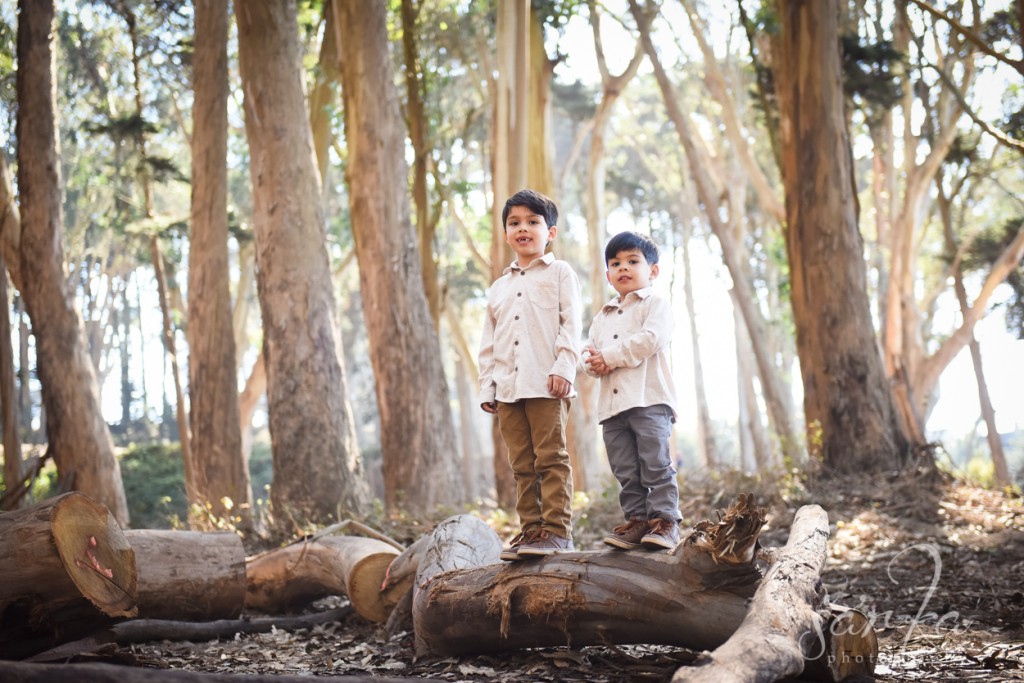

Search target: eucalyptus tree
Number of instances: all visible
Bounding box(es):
[11,0,128,523]
[771,0,909,473]
[235,0,370,524]
[186,0,251,530]
[334,0,464,513]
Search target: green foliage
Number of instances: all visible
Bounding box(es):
[0,12,15,133]
[943,131,981,167]
[1002,84,1024,140]
[840,34,904,125]
[532,0,583,34]
[963,454,996,488]
[120,442,188,529]
[979,9,1019,48]
[960,217,1024,339]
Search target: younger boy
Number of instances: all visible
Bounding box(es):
[478,189,582,560]
[583,231,681,550]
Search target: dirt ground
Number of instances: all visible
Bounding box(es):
[78,469,1024,681]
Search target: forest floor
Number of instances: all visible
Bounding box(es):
[111,468,1024,681]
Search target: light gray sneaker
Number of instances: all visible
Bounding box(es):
[641,518,679,550]
[517,529,574,557]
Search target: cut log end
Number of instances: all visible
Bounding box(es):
[51,493,137,618]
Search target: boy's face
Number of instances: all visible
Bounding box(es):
[606,249,658,298]
[504,205,556,264]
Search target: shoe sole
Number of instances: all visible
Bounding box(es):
[517,546,573,557]
[603,537,642,550]
[499,550,523,561]
[641,536,677,549]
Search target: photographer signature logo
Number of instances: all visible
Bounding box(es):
[801,543,973,666]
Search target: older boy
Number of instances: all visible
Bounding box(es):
[479,189,582,560]
[583,231,681,550]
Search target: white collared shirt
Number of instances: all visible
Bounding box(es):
[478,253,582,404]
[583,287,678,422]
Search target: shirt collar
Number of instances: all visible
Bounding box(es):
[505,251,554,274]
[602,286,654,311]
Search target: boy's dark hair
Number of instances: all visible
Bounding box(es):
[605,231,659,265]
[502,189,558,230]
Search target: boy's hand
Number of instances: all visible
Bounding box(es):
[584,349,612,376]
[547,375,572,398]
[481,401,498,414]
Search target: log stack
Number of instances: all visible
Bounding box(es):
[0,492,879,683]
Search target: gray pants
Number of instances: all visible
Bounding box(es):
[601,404,680,523]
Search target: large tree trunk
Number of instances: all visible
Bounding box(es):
[14,0,128,524]
[0,493,137,658]
[334,0,463,513]
[235,0,370,523]
[772,0,908,472]
[187,0,251,531]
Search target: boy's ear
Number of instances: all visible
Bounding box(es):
[651,263,660,279]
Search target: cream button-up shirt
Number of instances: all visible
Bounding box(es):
[583,287,677,423]
[478,253,582,405]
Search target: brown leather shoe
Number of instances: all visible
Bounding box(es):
[641,518,679,550]
[603,518,649,550]
[517,528,574,557]
[499,527,540,561]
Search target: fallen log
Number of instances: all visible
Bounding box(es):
[411,502,764,656]
[411,500,877,683]
[412,540,759,656]
[245,535,399,622]
[0,492,137,658]
[0,660,423,683]
[381,515,499,636]
[673,505,876,683]
[124,529,246,621]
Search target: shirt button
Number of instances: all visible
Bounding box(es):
[514,340,519,345]
[613,334,618,339]
[520,271,526,276]
[515,315,519,320]
[517,292,522,297]
[613,389,618,394]
[617,310,623,315]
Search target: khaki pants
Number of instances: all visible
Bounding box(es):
[496,398,573,538]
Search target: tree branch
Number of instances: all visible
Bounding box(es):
[907,0,1024,77]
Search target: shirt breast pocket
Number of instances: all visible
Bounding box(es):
[529,281,559,310]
